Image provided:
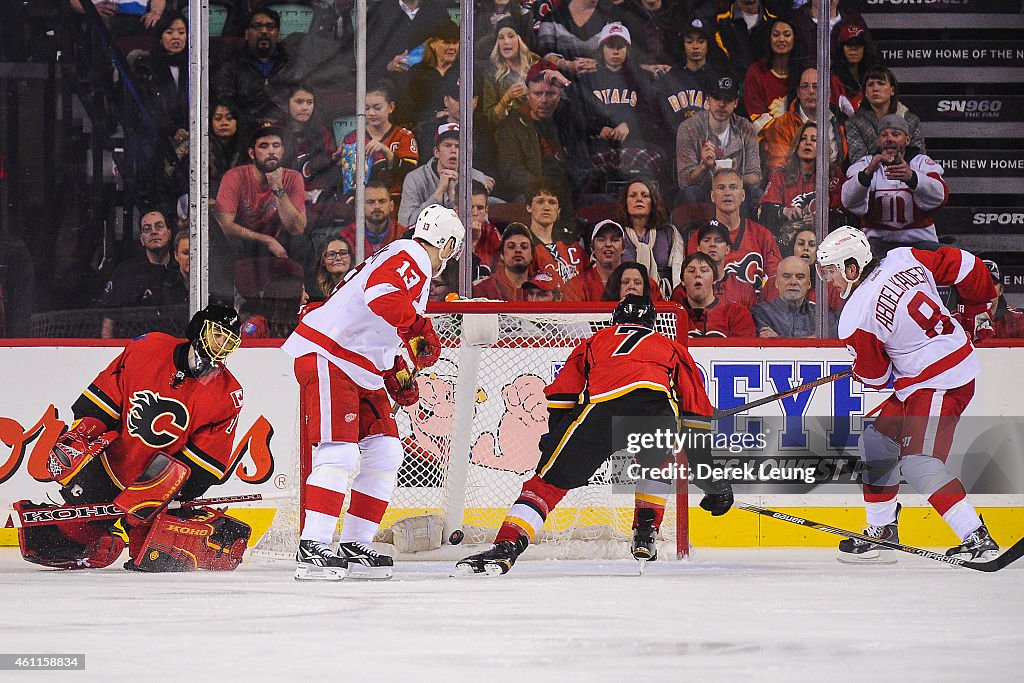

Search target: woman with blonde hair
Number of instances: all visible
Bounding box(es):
[481,18,540,127]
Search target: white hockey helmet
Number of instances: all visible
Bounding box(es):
[413,204,465,271]
[816,225,873,299]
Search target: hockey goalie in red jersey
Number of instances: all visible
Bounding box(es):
[456,295,735,576]
[282,204,464,580]
[816,226,1000,563]
[16,304,252,572]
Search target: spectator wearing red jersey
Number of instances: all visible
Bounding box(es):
[687,168,782,292]
[744,17,800,137]
[671,252,755,338]
[562,220,659,302]
[759,120,843,251]
[524,179,587,283]
[692,220,758,308]
[475,223,536,301]
[468,181,503,279]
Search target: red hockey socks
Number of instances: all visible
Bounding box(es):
[495,475,568,544]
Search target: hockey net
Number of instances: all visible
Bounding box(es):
[255,302,689,560]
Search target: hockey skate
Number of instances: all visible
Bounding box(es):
[295,540,347,581]
[454,535,528,577]
[946,522,999,562]
[837,503,900,565]
[631,508,658,573]
[337,541,394,580]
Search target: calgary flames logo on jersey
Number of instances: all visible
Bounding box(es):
[126,390,190,449]
[724,252,768,289]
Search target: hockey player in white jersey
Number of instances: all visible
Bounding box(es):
[282,205,464,580]
[841,114,947,255]
[817,226,1000,563]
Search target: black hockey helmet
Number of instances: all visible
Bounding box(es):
[612,294,656,329]
[186,303,242,362]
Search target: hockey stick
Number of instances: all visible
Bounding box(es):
[712,370,852,420]
[736,502,1024,572]
[13,493,264,528]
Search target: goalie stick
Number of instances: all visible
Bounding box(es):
[13,493,264,528]
[736,502,1024,572]
[712,370,852,420]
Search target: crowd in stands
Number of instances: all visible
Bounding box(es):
[43,0,1021,342]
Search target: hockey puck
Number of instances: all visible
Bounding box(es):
[449,529,464,545]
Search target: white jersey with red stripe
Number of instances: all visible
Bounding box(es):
[842,153,948,245]
[282,239,432,390]
[839,247,997,401]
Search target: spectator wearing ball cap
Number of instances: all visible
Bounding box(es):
[790,0,871,75]
[522,270,563,302]
[474,222,540,301]
[581,23,666,186]
[845,65,926,165]
[655,18,736,137]
[842,113,947,257]
[955,259,1024,340]
[495,59,614,224]
[675,75,762,213]
[535,0,640,76]
[832,22,879,112]
[562,220,663,302]
[686,218,756,308]
[398,122,494,227]
[618,0,718,73]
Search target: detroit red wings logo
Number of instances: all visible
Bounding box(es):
[723,252,768,289]
[127,390,190,449]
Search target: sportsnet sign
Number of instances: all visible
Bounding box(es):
[901,95,1024,123]
[865,0,1021,11]
[877,41,1024,68]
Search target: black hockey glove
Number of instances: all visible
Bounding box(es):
[538,433,551,453]
[699,480,734,516]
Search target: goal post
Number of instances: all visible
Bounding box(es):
[260,301,692,560]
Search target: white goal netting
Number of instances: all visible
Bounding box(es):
[255,302,688,560]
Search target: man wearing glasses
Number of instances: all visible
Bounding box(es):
[212,8,292,126]
[98,210,187,339]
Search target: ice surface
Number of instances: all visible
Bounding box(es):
[1,546,1022,682]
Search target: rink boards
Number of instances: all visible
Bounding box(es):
[1,342,1021,548]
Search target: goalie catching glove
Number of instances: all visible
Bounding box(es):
[383,355,419,406]
[45,417,119,485]
[398,315,441,369]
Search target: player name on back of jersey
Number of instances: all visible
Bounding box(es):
[875,265,929,331]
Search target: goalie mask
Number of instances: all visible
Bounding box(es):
[816,226,873,299]
[413,204,465,274]
[612,294,657,329]
[184,304,241,378]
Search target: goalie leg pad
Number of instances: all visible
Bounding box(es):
[128,507,251,572]
[15,500,125,570]
[113,453,190,527]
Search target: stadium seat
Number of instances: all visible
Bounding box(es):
[671,202,715,230]
[486,203,530,231]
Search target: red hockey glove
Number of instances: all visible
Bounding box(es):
[46,417,119,485]
[961,303,995,343]
[398,315,441,369]
[383,356,419,407]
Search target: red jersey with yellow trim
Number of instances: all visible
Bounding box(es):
[545,323,712,417]
[282,238,432,390]
[76,333,243,489]
[839,247,997,401]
